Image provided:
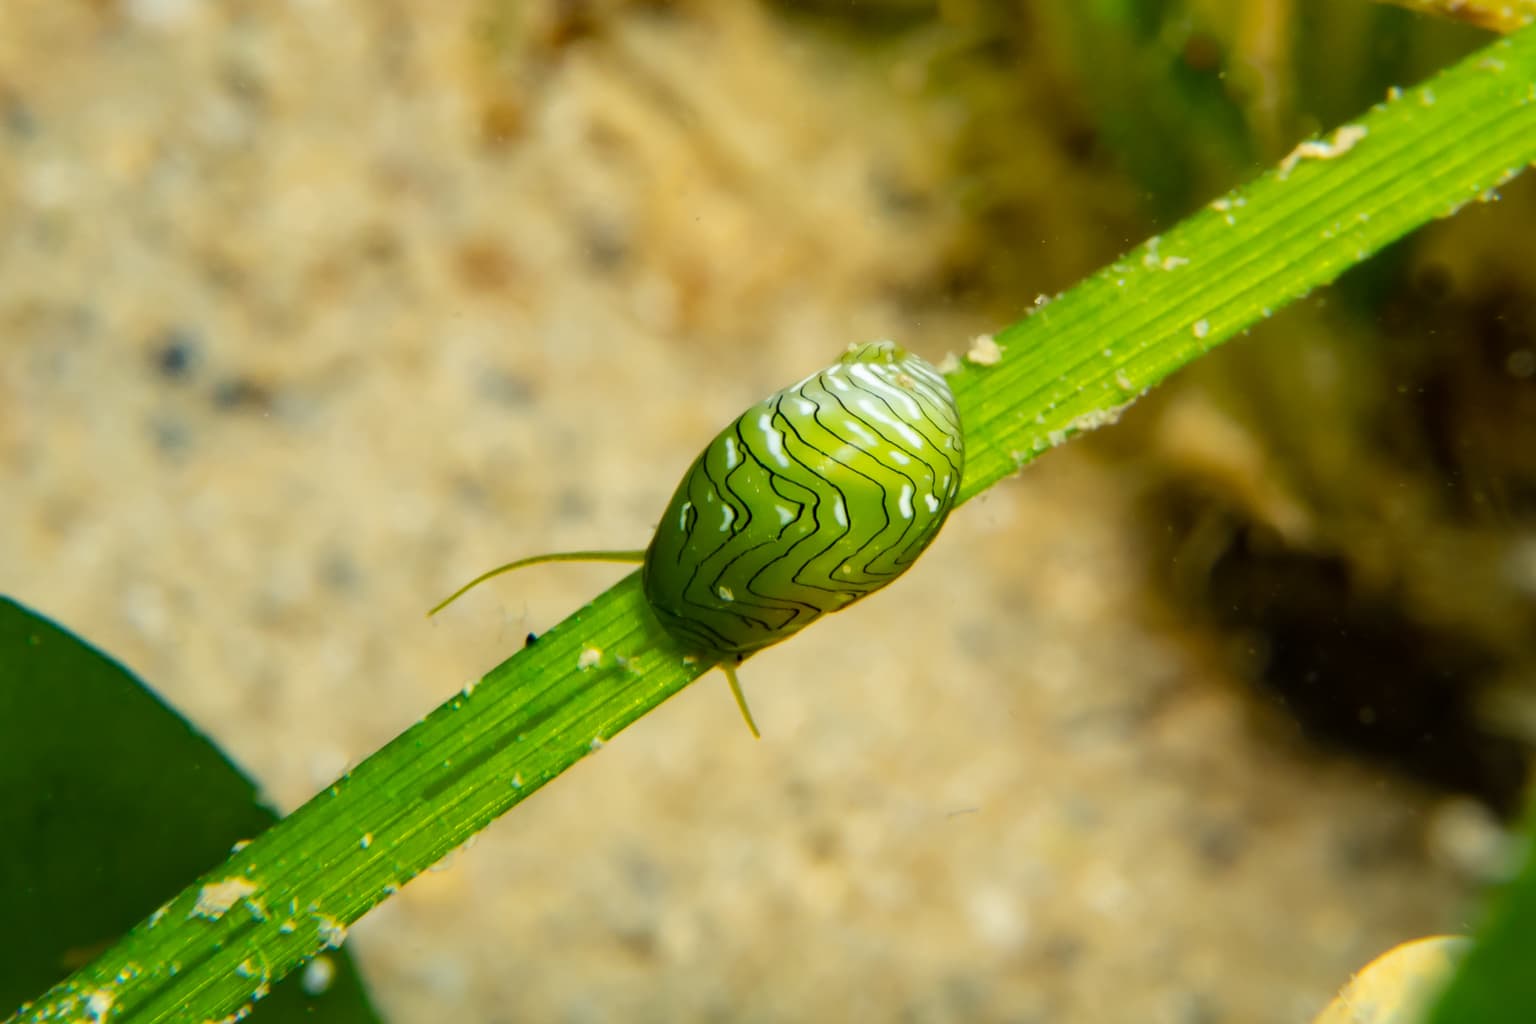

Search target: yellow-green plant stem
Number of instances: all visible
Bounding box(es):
[13,24,1536,1024]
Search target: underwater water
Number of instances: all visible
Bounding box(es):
[4,2,1533,1022]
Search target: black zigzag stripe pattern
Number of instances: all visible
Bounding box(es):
[643,343,963,658]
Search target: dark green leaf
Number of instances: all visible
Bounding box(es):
[0,597,382,1023]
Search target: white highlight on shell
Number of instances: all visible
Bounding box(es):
[906,377,951,410]
[717,585,735,601]
[722,437,740,470]
[757,411,791,467]
[889,449,911,465]
[719,504,735,531]
[849,362,922,420]
[820,361,935,451]
[841,416,878,446]
[908,361,949,389]
[679,500,692,532]
[775,504,796,525]
[897,484,915,520]
[850,393,925,448]
[925,494,940,513]
[832,496,848,527]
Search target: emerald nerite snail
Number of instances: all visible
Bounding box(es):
[431,341,964,736]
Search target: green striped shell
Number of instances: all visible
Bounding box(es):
[642,341,963,658]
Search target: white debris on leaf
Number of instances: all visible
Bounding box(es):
[966,334,1003,366]
[1278,124,1368,179]
[84,990,114,1022]
[1069,401,1135,437]
[577,646,602,670]
[190,877,259,921]
[315,915,348,949]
